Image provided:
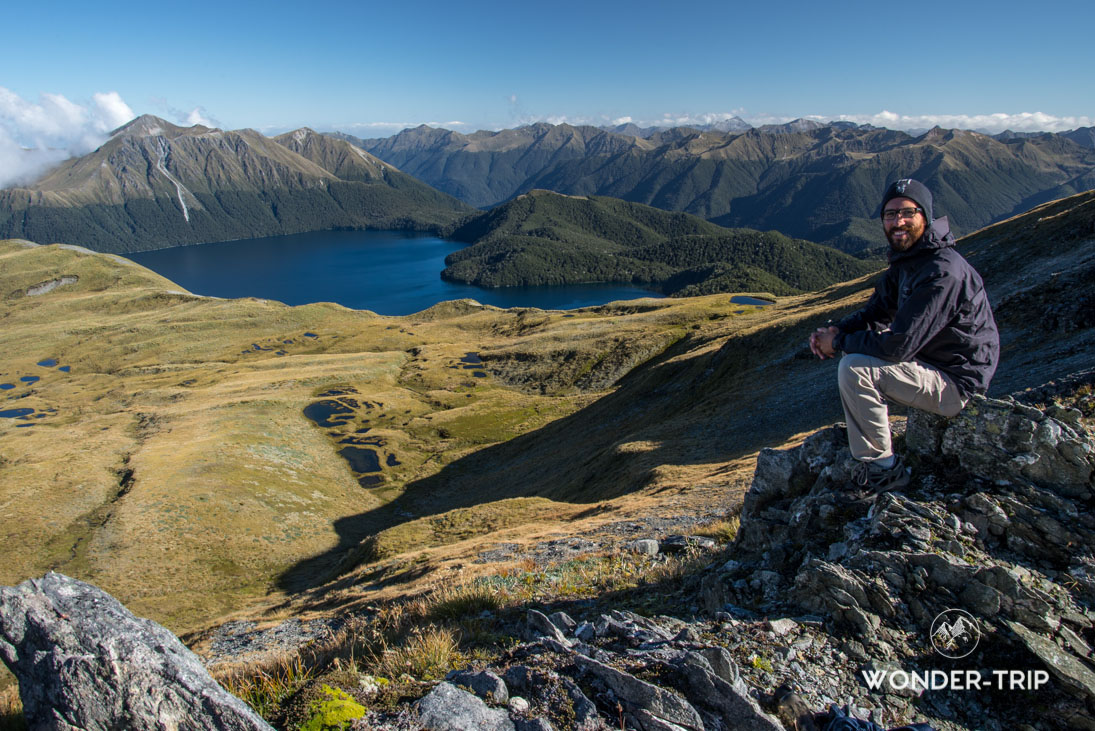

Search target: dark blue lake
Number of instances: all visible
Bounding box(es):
[129,230,663,316]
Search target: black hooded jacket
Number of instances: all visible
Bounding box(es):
[832,217,999,397]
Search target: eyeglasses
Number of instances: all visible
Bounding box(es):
[882,207,923,221]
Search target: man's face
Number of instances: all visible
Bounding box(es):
[883,196,926,251]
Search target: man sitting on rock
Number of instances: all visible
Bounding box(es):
[808,178,1000,492]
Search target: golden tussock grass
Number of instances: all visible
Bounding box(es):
[0,686,23,731]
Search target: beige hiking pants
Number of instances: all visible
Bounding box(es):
[837,353,967,463]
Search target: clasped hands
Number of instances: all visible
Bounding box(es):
[809,326,839,360]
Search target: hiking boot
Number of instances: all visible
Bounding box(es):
[850,455,910,493]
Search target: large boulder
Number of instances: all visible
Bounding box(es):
[0,572,272,731]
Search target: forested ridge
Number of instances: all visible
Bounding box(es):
[442,191,878,295]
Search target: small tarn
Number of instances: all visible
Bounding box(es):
[317,388,359,398]
[303,400,355,428]
[1,408,35,419]
[338,446,381,474]
[339,436,383,446]
[730,295,775,306]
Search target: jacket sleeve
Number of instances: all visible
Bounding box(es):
[839,266,960,362]
[835,270,895,334]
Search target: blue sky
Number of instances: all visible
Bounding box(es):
[1,0,1092,183]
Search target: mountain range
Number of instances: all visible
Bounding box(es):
[6,115,1093,264]
[0,116,471,253]
[343,121,1095,252]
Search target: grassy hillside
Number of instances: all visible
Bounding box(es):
[443,190,878,294]
[0,237,774,634]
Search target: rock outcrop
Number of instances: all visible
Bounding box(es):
[704,384,1095,727]
[0,572,273,731]
[410,607,785,731]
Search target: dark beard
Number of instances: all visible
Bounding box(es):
[886,221,924,251]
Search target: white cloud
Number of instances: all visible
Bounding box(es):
[92,91,136,129]
[739,110,1092,134]
[514,110,1091,135]
[185,106,217,127]
[0,87,135,188]
[833,111,1094,134]
[148,97,222,130]
[652,111,749,128]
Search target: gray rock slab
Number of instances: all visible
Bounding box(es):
[549,611,577,634]
[528,609,572,646]
[515,717,554,731]
[0,572,273,731]
[1009,621,1095,703]
[574,654,702,730]
[415,681,516,731]
[627,539,661,555]
[447,668,510,704]
[561,675,605,731]
[673,650,783,731]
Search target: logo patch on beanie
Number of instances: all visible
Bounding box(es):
[896,179,911,194]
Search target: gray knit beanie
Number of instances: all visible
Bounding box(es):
[880,178,933,223]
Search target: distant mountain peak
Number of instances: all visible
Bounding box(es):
[757,118,825,134]
[110,114,214,140]
[289,128,319,144]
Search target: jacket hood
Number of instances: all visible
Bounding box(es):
[889,216,955,263]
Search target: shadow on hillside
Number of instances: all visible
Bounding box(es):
[276,299,860,594]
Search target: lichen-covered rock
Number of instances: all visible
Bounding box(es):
[0,572,273,731]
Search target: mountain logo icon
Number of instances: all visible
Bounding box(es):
[930,609,980,659]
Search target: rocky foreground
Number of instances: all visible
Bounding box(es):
[2,372,1093,730]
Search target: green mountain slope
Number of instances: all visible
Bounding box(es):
[350,122,1095,253]
[0,116,471,254]
[442,190,877,295]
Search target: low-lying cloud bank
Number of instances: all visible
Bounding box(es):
[796,110,1093,134]
[526,110,1093,136]
[0,89,221,189]
[0,88,135,188]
